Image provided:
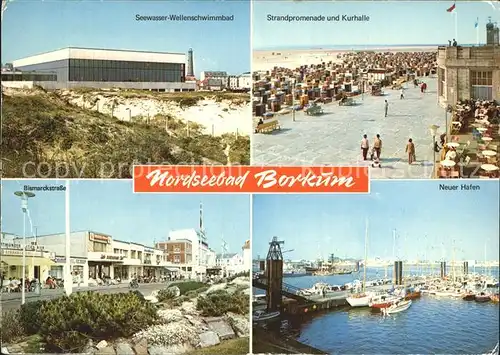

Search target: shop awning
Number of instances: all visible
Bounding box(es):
[1,256,24,266]
[165,267,180,272]
[29,257,55,266]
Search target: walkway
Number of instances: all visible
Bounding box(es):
[253,77,446,179]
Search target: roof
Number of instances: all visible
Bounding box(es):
[13,47,186,68]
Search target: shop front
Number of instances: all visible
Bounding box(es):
[49,257,88,285]
[0,242,55,281]
[87,253,124,280]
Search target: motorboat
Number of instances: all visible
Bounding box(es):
[404,287,422,300]
[462,292,476,301]
[253,310,280,322]
[347,292,373,307]
[475,292,491,303]
[381,299,412,315]
[369,294,402,309]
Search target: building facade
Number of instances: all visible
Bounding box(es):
[0,234,55,281]
[156,239,193,265]
[437,23,500,105]
[15,230,171,286]
[168,229,210,278]
[216,252,244,276]
[10,47,196,92]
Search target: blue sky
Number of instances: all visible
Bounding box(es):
[253,2,500,49]
[253,181,499,262]
[1,0,250,76]
[1,180,250,253]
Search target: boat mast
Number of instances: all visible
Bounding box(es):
[363,219,368,293]
[452,239,456,282]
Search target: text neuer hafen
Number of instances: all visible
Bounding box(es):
[145,169,355,189]
[267,14,370,22]
[136,14,234,21]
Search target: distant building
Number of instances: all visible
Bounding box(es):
[437,21,500,104]
[242,239,251,272]
[216,252,244,276]
[156,239,193,265]
[6,47,196,92]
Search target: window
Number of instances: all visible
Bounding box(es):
[174,247,181,253]
[174,255,180,263]
[93,242,106,252]
[471,71,493,100]
[471,71,493,86]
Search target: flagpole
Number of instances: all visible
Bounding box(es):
[476,21,479,46]
[454,11,458,43]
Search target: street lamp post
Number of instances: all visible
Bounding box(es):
[429,125,440,178]
[14,191,36,305]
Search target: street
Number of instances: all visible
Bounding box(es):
[0,283,167,313]
[253,77,446,179]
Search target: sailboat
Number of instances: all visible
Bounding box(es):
[347,219,373,307]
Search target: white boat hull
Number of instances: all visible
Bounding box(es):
[382,300,412,315]
[347,295,372,307]
[253,311,280,322]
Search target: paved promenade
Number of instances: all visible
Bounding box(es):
[253,77,446,179]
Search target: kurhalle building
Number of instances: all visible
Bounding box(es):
[8,47,196,92]
[437,21,500,105]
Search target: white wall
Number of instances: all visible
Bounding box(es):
[19,231,88,258]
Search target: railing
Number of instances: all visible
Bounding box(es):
[252,277,309,302]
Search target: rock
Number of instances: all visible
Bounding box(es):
[144,295,159,303]
[184,315,208,331]
[116,342,135,355]
[205,317,236,340]
[180,301,198,315]
[158,309,183,323]
[166,286,181,298]
[226,312,249,337]
[198,331,220,348]
[96,340,108,350]
[1,347,9,354]
[97,346,116,355]
[205,283,227,294]
[83,339,97,354]
[148,344,193,355]
[133,338,148,355]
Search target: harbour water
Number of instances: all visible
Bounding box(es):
[254,267,499,354]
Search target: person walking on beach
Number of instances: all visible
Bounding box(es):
[361,134,369,160]
[400,87,404,99]
[384,100,389,117]
[374,134,382,159]
[405,138,416,165]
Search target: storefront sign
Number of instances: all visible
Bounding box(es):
[1,249,44,257]
[54,257,87,264]
[144,248,154,254]
[100,254,124,261]
[89,232,110,244]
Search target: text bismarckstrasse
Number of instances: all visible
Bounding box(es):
[136,14,234,21]
[267,14,370,22]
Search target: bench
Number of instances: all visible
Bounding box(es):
[255,120,281,134]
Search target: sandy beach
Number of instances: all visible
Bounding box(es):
[253,46,438,71]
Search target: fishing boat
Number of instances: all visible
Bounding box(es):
[252,310,280,322]
[475,292,491,303]
[381,299,412,315]
[369,294,402,309]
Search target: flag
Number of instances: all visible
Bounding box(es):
[475,18,479,28]
[446,3,456,12]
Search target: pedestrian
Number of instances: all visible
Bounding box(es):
[422,82,427,93]
[405,138,416,164]
[374,134,382,159]
[361,134,370,160]
[420,83,425,94]
[384,100,389,117]
[400,87,404,99]
[452,39,457,47]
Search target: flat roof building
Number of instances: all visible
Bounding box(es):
[437,21,500,105]
[9,47,196,92]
